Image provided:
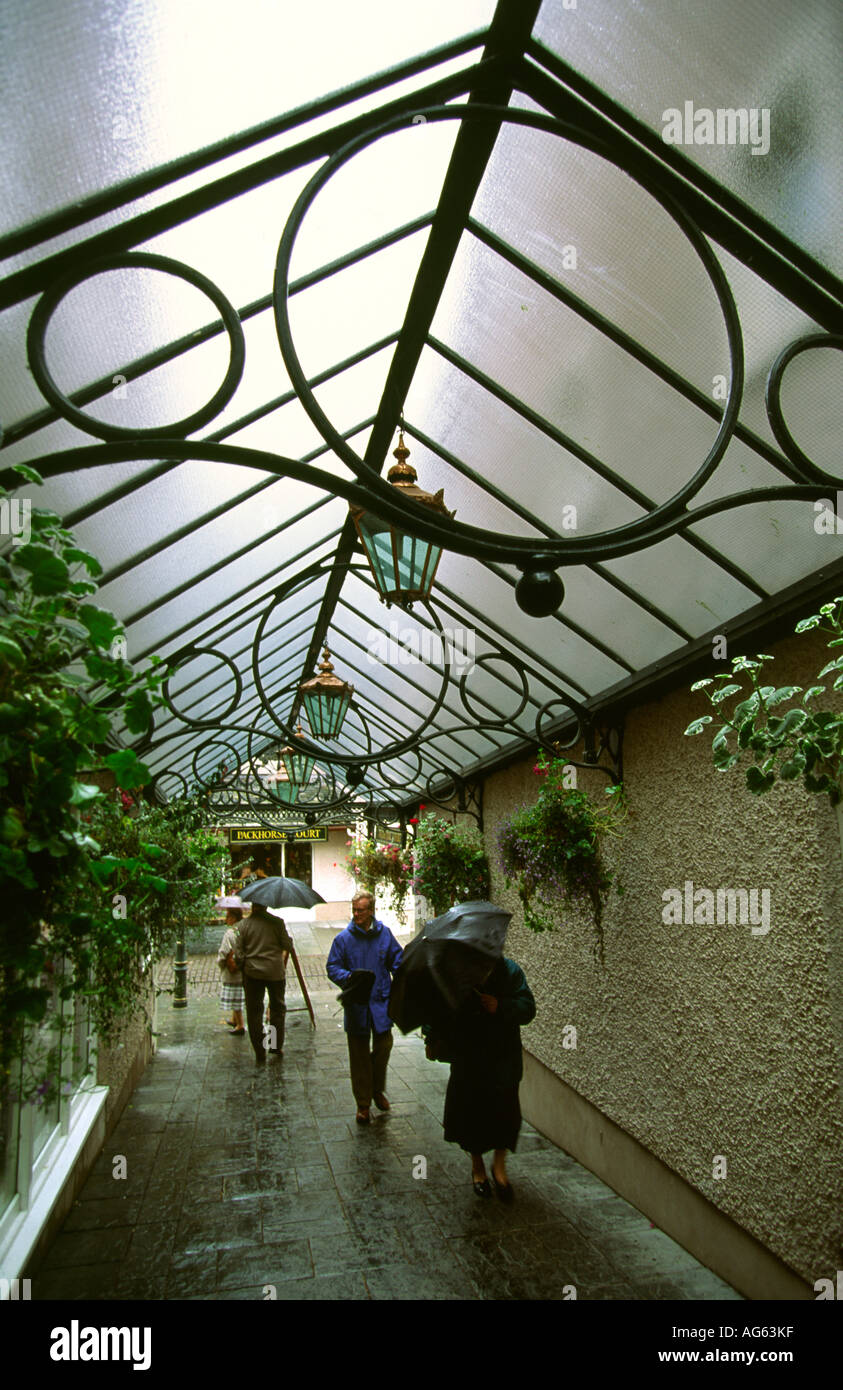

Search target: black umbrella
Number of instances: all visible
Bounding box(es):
[239,876,325,909]
[388,901,512,1034]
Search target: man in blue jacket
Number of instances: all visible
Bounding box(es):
[326,891,403,1125]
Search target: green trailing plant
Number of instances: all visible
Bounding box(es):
[497,754,625,955]
[0,466,203,1096]
[346,835,414,921]
[411,813,490,916]
[684,597,843,805]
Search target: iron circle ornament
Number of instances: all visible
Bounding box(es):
[163,645,244,727]
[273,103,744,562]
[536,697,586,752]
[27,251,246,441]
[765,333,843,485]
[459,651,530,727]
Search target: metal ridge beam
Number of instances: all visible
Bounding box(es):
[291,0,543,734]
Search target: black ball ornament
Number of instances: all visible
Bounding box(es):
[345,763,364,788]
[515,561,565,617]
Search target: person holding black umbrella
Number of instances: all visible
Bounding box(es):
[397,902,536,1202]
[326,891,403,1125]
[233,902,294,1063]
[432,956,536,1201]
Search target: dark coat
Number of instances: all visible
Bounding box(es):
[427,956,536,1089]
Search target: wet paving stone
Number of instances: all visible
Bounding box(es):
[31,986,744,1301]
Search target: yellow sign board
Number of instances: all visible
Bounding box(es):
[228,827,327,844]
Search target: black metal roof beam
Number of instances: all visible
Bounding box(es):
[3,213,430,456]
[0,30,487,262]
[156,603,323,729]
[337,581,554,722]
[92,394,379,587]
[429,577,595,702]
[427,334,768,601]
[0,61,495,312]
[523,44,843,332]
[292,0,543,727]
[102,409,376,646]
[465,218,807,486]
[174,675,439,789]
[129,528,343,665]
[333,598,509,760]
[411,556,843,799]
[404,419,694,643]
[350,566,578,708]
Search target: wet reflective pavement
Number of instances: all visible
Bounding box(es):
[33,976,742,1301]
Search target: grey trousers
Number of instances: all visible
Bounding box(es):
[347,1028,393,1107]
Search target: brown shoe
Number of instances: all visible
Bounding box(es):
[373,1092,390,1111]
[356,1107,370,1125]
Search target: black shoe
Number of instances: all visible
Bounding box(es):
[491,1174,514,1203]
[472,1179,492,1199]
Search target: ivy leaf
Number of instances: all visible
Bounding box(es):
[67,580,99,596]
[104,748,149,790]
[62,546,103,577]
[11,463,44,486]
[70,782,102,806]
[746,765,775,794]
[78,605,121,649]
[690,678,714,691]
[123,687,154,734]
[55,616,90,640]
[684,716,712,736]
[12,543,70,595]
[818,656,843,679]
[0,634,25,665]
[795,616,821,632]
[780,754,806,780]
[733,693,761,723]
[710,683,742,704]
[803,685,826,702]
[767,685,801,706]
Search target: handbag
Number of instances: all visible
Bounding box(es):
[225,950,239,975]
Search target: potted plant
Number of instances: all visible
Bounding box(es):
[497,754,625,958]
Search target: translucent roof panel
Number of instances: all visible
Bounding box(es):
[0,0,494,234]
[533,0,842,278]
[1,1,840,805]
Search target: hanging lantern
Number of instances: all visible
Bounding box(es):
[298,648,354,740]
[350,430,454,608]
[277,723,316,791]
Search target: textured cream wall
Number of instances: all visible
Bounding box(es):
[484,628,843,1283]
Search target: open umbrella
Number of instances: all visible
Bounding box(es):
[238,876,325,909]
[388,901,512,1034]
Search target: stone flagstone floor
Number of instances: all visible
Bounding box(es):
[33,968,742,1301]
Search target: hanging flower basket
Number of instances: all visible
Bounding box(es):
[497,754,626,956]
[346,836,414,922]
[411,814,490,917]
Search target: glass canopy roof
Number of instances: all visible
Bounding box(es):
[1,0,841,827]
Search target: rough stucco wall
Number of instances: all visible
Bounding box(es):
[96,978,155,1130]
[484,628,843,1283]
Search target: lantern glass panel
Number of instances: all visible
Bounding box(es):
[302,688,352,740]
